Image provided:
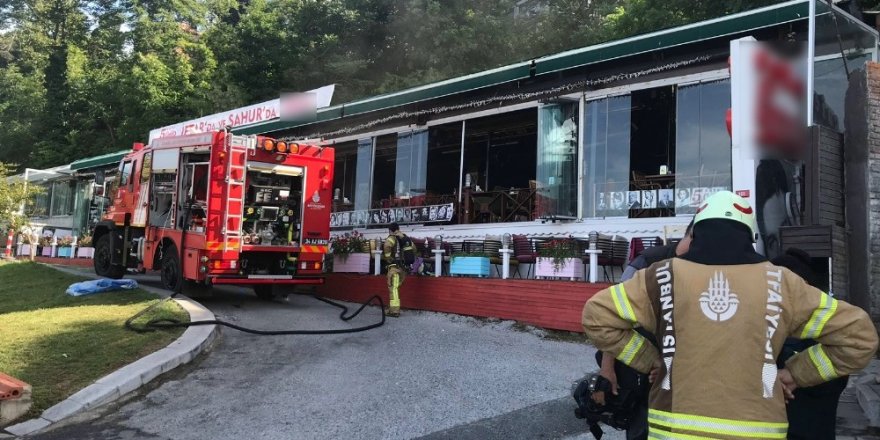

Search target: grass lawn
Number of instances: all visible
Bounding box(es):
[0,260,188,423]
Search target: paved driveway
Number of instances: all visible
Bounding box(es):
[29,274,616,440]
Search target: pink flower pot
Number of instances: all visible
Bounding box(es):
[332,253,372,274]
[535,257,584,280]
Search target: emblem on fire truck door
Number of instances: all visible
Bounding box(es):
[699,271,739,322]
[312,191,320,203]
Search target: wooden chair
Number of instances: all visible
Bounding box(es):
[632,171,661,191]
[629,236,663,264]
[484,239,519,278]
[512,235,537,279]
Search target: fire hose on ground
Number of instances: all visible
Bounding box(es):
[125,199,386,336]
[125,292,386,335]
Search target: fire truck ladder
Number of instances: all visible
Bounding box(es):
[222,139,248,252]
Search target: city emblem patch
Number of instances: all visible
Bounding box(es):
[699,271,739,322]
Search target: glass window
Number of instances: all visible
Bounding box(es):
[332,141,357,211]
[354,138,373,212]
[28,184,50,217]
[461,109,537,223]
[50,180,76,217]
[426,122,463,202]
[537,102,579,218]
[395,130,428,198]
[371,134,397,209]
[583,95,632,218]
[118,161,133,188]
[675,79,732,215]
[813,2,878,130]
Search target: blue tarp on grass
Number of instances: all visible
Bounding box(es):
[66,279,138,296]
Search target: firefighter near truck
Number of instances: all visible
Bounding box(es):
[92,131,334,299]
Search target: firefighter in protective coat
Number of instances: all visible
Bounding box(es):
[382,223,407,317]
[582,190,878,439]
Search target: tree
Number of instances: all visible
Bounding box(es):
[0,162,42,259]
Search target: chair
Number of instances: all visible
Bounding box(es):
[629,236,663,264]
[483,239,519,278]
[612,237,630,275]
[632,171,661,191]
[512,235,537,279]
[577,238,594,281]
[595,235,616,281]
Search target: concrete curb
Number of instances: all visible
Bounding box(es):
[3,265,219,437]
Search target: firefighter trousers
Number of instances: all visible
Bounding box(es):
[386,265,406,313]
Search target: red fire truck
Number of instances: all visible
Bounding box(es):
[92,131,334,298]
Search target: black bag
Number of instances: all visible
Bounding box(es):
[395,235,417,266]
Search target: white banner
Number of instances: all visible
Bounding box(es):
[148,85,335,142]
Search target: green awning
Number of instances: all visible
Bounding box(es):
[234,62,533,136]
[70,150,129,171]
[236,0,810,137]
[534,0,808,75]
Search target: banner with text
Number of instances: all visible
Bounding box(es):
[330,204,455,229]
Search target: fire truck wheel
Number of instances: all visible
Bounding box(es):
[160,246,184,292]
[94,234,125,279]
[253,285,275,300]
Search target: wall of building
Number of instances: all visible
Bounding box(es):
[854,63,880,321]
[867,63,880,321]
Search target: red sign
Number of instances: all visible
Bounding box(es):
[736,190,750,198]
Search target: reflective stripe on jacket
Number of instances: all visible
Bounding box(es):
[582,258,878,439]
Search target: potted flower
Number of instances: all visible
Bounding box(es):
[77,234,94,259]
[449,251,491,277]
[17,234,33,257]
[39,236,54,257]
[56,236,74,258]
[536,237,583,280]
[330,231,371,273]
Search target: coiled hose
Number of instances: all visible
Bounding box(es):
[125,292,386,335]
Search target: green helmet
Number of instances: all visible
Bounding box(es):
[694,191,757,242]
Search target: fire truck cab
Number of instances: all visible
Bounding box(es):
[92,131,334,298]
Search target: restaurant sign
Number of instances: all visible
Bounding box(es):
[148,85,335,142]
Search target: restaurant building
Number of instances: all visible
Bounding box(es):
[231,0,876,264]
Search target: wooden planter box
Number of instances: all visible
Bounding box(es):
[77,247,95,259]
[450,256,490,277]
[536,257,584,280]
[41,246,54,257]
[332,253,372,274]
[57,247,73,258]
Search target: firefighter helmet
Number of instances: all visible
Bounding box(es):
[694,191,757,242]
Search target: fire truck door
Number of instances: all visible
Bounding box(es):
[132,152,152,227]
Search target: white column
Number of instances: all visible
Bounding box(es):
[431,249,445,277]
[50,236,57,258]
[71,236,77,259]
[584,249,602,283]
[372,249,382,276]
[500,248,514,279]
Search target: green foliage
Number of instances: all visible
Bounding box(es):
[0,0,843,171]
[0,162,42,231]
[537,237,579,271]
[330,230,369,258]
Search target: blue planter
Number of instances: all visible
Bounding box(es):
[57,247,73,258]
[449,256,490,277]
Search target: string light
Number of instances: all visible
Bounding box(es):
[279,54,716,141]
